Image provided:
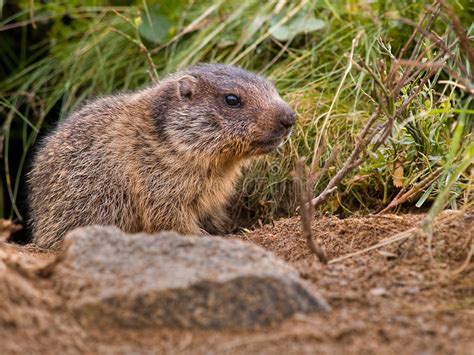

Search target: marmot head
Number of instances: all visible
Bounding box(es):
[152,63,296,160]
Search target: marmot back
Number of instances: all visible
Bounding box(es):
[28,63,296,249]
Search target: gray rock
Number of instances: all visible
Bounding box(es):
[52,226,328,329]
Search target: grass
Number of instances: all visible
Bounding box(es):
[0,0,473,223]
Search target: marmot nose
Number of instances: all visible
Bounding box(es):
[278,107,296,129]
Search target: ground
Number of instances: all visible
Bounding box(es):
[1,211,473,354]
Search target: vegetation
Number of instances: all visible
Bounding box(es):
[1,0,473,224]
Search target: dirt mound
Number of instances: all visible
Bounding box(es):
[239,210,473,354]
[0,211,472,354]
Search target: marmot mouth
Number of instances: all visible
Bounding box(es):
[251,136,285,154]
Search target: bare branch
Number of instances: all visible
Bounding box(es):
[378,167,444,214]
[294,158,328,264]
[311,107,382,208]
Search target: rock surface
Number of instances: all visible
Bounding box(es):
[52,226,328,329]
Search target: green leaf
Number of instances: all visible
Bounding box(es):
[416,183,435,208]
[138,12,172,44]
[270,12,326,41]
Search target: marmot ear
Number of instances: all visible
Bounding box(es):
[178,75,197,99]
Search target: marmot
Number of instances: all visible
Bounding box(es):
[28,64,295,249]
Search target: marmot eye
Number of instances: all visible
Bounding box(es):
[224,94,241,107]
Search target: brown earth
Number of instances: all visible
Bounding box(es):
[1,210,473,354]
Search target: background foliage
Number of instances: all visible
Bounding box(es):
[1,0,473,224]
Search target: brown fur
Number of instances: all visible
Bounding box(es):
[27,64,295,249]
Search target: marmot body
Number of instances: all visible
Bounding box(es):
[28,64,295,249]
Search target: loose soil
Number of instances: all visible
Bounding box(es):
[1,211,473,354]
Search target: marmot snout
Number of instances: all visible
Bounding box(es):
[28,63,295,249]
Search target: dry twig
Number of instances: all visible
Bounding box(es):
[377,167,444,214]
[294,158,328,264]
[328,227,421,264]
[329,210,468,265]
[311,107,381,208]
